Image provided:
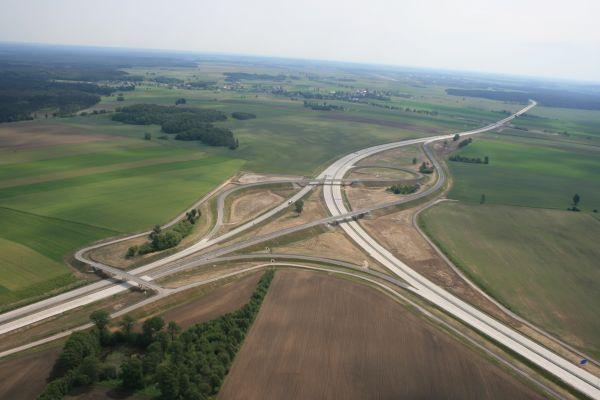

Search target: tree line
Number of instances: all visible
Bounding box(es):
[231,111,256,120]
[38,269,275,400]
[449,155,489,164]
[112,104,239,149]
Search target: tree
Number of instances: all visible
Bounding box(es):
[453,133,460,141]
[55,331,100,376]
[480,194,486,204]
[119,315,135,337]
[294,199,304,214]
[573,193,580,208]
[412,157,417,164]
[126,245,138,258]
[142,316,164,344]
[157,365,179,399]
[484,156,489,164]
[150,224,162,240]
[419,162,433,174]
[167,321,181,340]
[175,98,187,105]
[78,356,100,385]
[120,358,144,390]
[144,132,151,140]
[143,342,164,374]
[90,310,109,332]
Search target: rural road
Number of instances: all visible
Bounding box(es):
[3,100,600,398]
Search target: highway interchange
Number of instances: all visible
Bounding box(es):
[2,100,600,399]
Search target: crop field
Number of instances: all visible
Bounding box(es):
[220,269,543,399]
[448,133,600,210]
[97,86,490,175]
[0,207,114,308]
[0,119,243,306]
[419,202,600,358]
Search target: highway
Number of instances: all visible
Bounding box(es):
[3,99,600,398]
[321,101,600,399]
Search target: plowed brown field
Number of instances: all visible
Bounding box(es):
[219,269,543,400]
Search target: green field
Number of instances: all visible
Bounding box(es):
[420,202,600,357]
[448,134,600,210]
[2,63,493,306]
[0,207,115,307]
[3,59,597,312]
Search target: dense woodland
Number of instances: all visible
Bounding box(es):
[38,270,275,400]
[0,65,135,122]
[112,104,239,148]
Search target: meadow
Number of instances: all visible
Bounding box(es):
[0,207,114,308]
[3,62,500,307]
[0,120,243,306]
[419,202,600,358]
[447,133,600,211]
[2,58,594,312]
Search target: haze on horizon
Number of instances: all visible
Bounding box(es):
[1,0,599,82]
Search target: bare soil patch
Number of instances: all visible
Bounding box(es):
[345,185,399,209]
[357,143,425,169]
[228,190,284,225]
[236,172,303,184]
[348,166,415,179]
[0,121,115,150]
[220,269,542,400]
[263,227,385,271]
[0,347,61,400]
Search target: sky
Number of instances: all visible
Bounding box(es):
[1,0,599,82]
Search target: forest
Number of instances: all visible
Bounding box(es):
[112,104,239,148]
[0,65,134,122]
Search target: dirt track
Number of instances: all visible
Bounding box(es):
[219,269,543,400]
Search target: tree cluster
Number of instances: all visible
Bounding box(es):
[419,161,434,174]
[387,184,419,195]
[127,210,200,257]
[112,104,238,149]
[39,270,275,399]
[458,138,473,148]
[302,101,344,111]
